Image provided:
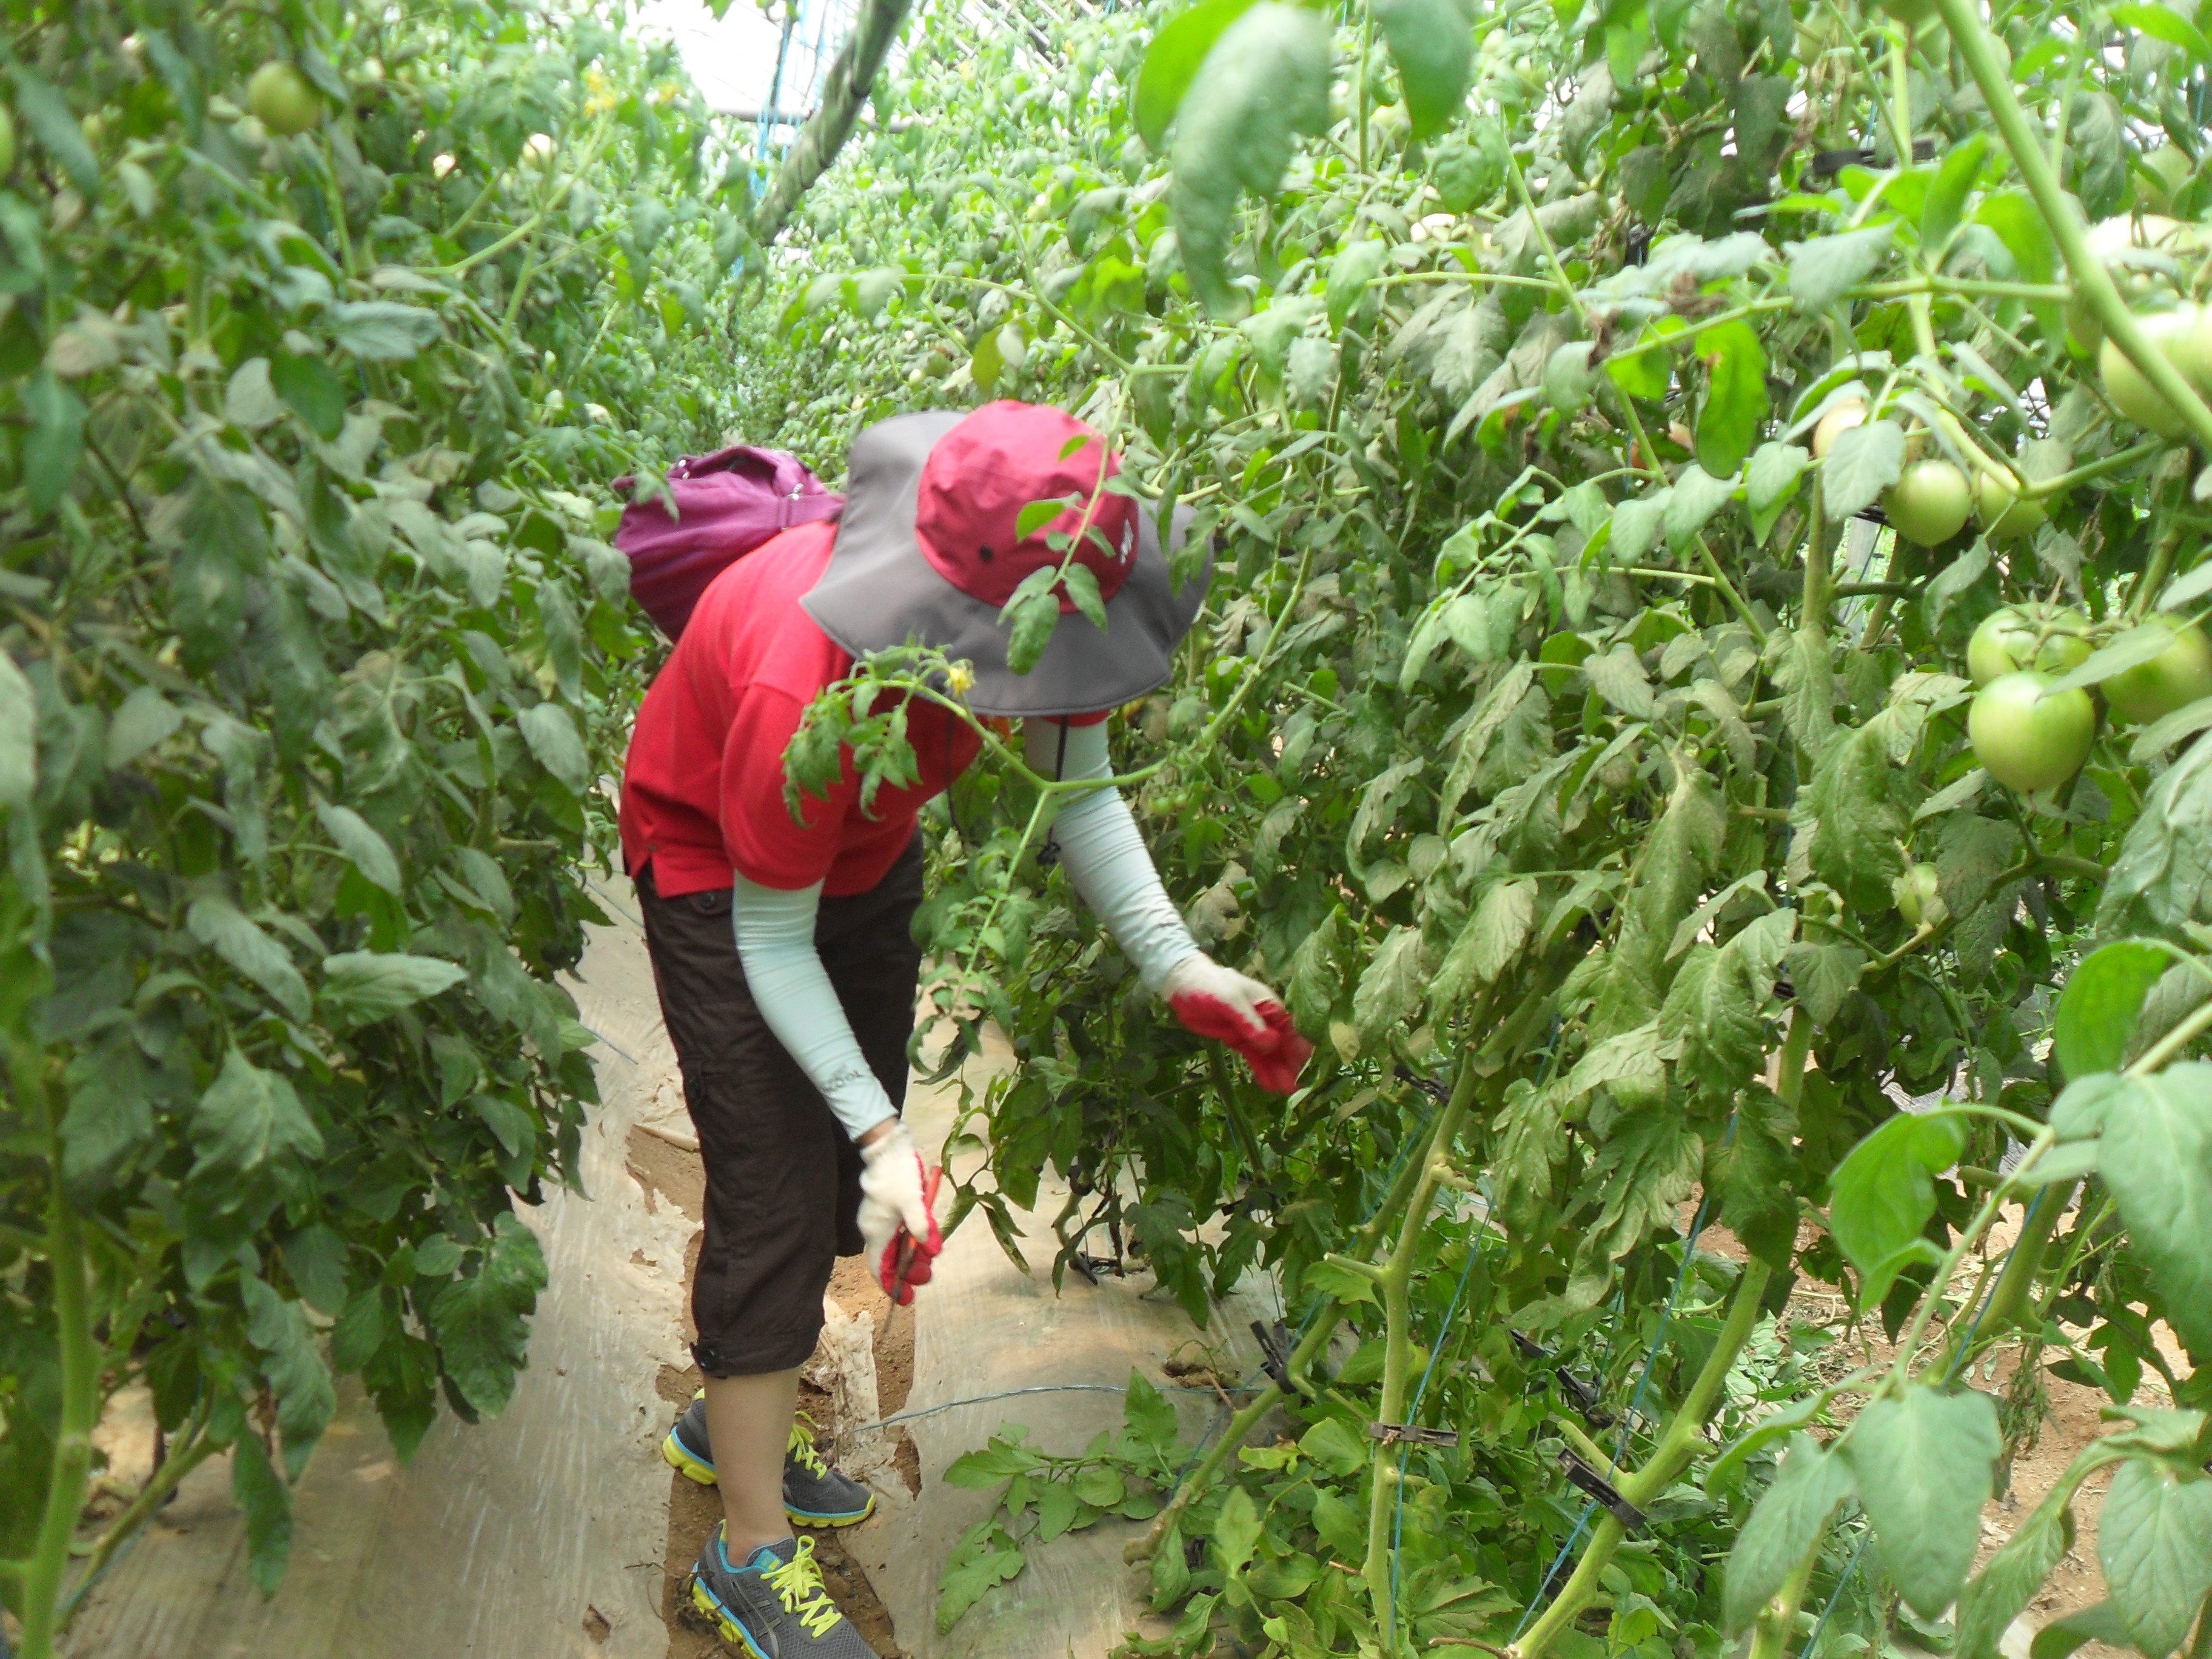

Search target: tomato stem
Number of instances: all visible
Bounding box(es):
[1510,1256,1775,1659]
[12,1037,100,1659]
[1362,1057,1482,1640]
[1746,1537,1825,1659]
[1126,1062,1475,1566]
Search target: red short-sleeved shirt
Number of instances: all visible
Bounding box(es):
[619,523,984,897]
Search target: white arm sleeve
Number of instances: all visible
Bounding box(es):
[730,877,898,1142]
[1024,717,1201,993]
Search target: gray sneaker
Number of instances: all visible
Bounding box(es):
[688,1527,876,1658]
[663,1395,877,1527]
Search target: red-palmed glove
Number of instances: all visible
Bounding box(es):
[1162,954,1313,1094]
[859,1124,945,1305]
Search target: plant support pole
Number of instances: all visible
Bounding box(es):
[752,0,917,246]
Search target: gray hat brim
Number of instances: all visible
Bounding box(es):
[800,412,1213,719]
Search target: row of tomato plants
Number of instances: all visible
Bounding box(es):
[0,1,771,1651]
[743,0,2212,1653]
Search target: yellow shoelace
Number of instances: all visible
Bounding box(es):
[760,1534,842,1638]
[786,1412,830,1479]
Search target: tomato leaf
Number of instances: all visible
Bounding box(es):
[1956,1486,2076,1659]
[2054,940,2176,1080]
[1820,417,1906,519]
[0,650,35,811]
[1694,321,1769,480]
[320,952,469,1027]
[20,367,87,514]
[1825,1109,1968,1301]
[8,66,101,198]
[230,1429,295,1594]
[187,896,312,1022]
[189,1048,325,1192]
[2114,2,2212,60]
[2097,1456,2212,1657]
[518,702,591,793]
[1843,1387,2003,1618]
[1786,222,1894,313]
[1723,1434,1855,1635]
[1373,0,1475,139]
[1921,134,1990,255]
[2096,1065,2212,1354]
[426,1213,548,1418]
[1168,4,1332,317]
[1133,0,1263,151]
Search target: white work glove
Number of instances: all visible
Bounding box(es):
[1161,954,1313,1095]
[858,1122,945,1305]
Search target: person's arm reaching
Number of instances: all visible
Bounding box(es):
[730,879,942,1299]
[1024,718,1312,1093]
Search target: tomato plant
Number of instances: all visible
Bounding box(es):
[748,0,2212,1653]
[0,2,772,1651]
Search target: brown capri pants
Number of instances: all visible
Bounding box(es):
[635,837,924,1377]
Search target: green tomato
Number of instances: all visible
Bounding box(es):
[1969,672,2096,793]
[2141,144,2194,214]
[1891,862,1944,928]
[2068,216,2185,352]
[1974,469,2046,543]
[1811,397,1866,458]
[2097,303,2212,437]
[248,61,323,137]
[1879,0,1939,23]
[2103,616,2212,723]
[1966,605,2091,685]
[1885,458,1972,546]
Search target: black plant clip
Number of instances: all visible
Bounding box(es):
[1368,1421,1460,1448]
[1555,1368,1616,1429]
[1252,1319,1295,1392]
[1510,1330,1552,1362]
[1558,1448,1647,1532]
[1067,1251,1124,1284]
[1393,1064,1452,1105]
[1808,138,1936,176]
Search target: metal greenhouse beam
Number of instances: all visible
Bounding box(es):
[751,0,915,246]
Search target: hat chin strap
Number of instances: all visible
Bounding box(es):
[1021,719,1200,992]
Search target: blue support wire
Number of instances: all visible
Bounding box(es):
[1387,1216,1489,1639]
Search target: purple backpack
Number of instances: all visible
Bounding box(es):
[613,445,845,641]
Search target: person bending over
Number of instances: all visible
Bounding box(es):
[619,400,1311,1656]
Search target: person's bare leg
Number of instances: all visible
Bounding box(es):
[704,1368,801,1557]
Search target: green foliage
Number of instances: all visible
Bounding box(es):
[732,0,2212,1650]
[1842,1386,2003,1618]
[2089,1067,2212,1356]
[1165,5,1331,317]
[0,0,750,1639]
[1722,1434,1852,1635]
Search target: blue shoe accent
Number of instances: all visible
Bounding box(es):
[686,1525,873,1657]
[662,1395,876,1526]
[663,1392,716,1485]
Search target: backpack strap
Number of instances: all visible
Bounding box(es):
[777,492,846,529]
